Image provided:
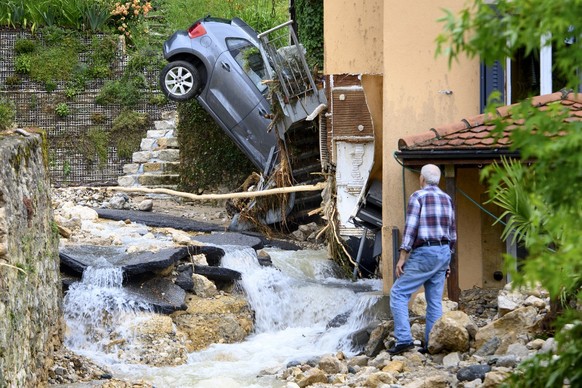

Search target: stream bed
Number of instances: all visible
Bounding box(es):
[63,242,383,387]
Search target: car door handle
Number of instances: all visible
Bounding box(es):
[221,62,231,71]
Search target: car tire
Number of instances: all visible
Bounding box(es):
[160,60,200,101]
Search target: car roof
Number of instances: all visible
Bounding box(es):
[193,16,260,48]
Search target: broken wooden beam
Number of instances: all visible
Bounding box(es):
[106,182,327,201]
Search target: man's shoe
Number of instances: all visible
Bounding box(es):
[417,346,429,354]
[387,342,414,355]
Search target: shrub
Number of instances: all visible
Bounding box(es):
[88,35,117,78]
[14,54,32,74]
[110,110,150,159]
[110,0,153,40]
[178,100,255,192]
[55,102,70,117]
[95,79,141,107]
[4,75,21,89]
[30,45,79,84]
[14,38,35,54]
[90,112,107,124]
[83,126,110,167]
[0,97,15,130]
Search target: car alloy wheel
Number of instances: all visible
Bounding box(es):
[160,60,200,101]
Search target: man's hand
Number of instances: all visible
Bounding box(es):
[446,267,451,278]
[396,251,408,278]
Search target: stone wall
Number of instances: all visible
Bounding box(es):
[0,132,62,387]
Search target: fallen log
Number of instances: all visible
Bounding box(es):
[106,181,326,201]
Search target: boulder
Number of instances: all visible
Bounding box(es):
[186,245,224,266]
[428,311,476,354]
[175,265,194,291]
[457,364,491,382]
[411,293,458,316]
[474,336,501,356]
[363,371,396,387]
[171,294,253,352]
[194,265,241,283]
[95,208,225,232]
[365,322,390,357]
[192,273,218,298]
[475,306,539,348]
[296,368,328,387]
[318,354,347,374]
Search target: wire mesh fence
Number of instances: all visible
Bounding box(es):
[0,29,175,186]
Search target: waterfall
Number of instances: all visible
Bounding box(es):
[220,245,382,354]
[63,246,383,386]
[64,263,153,359]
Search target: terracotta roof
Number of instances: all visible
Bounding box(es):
[398,91,582,151]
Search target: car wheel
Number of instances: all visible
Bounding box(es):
[160,60,200,101]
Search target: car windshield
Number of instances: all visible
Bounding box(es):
[227,38,270,95]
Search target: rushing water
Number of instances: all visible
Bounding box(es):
[64,245,383,387]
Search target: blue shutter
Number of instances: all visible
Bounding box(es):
[480,61,505,113]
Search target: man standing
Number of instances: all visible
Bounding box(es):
[388,164,456,355]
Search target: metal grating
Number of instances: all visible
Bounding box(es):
[0,29,175,186]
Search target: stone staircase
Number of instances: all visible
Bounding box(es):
[117,111,180,188]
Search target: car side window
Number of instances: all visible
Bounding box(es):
[227,38,269,95]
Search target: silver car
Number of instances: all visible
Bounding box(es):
[160,16,283,174]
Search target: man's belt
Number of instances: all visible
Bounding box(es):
[416,239,450,248]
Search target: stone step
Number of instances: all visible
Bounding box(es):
[140,137,179,151]
[154,117,177,131]
[147,129,176,138]
[117,173,180,188]
[143,162,180,174]
[122,162,180,175]
[132,149,180,163]
[137,173,180,187]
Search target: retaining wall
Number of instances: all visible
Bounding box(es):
[0,132,62,387]
[0,28,175,186]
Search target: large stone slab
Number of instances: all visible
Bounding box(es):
[194,265,242,282]
[192,232,264,250]
[125,278,187,314]
[60,245,189,277]
[95,208,225,232]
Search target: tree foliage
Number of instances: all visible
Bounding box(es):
[437,1,581,386]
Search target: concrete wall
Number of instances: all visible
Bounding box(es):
[323,0,383,75]
[0,132,62,387]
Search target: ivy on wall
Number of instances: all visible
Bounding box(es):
[295,0,324,69]
[177,101,255,193]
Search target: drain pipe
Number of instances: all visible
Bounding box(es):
[352,227,368,280]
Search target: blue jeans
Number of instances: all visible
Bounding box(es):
[390,245,451,345]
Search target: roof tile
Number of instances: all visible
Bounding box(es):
[398,92,582,151]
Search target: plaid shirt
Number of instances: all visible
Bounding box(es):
[399,184,456,252]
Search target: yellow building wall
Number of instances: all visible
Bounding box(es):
[324,0,485,290]
[381,0,481,290]
[323,0,383,74]
[456,168,484,289]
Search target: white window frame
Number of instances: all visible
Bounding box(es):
[505,34,554,105]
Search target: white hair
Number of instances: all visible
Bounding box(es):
[421,164,441,185]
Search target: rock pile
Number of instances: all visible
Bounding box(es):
[272,285,553,387]
[49,186,556,387]
[50,187,257,386]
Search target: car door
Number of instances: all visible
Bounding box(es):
[204,38,278,171]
